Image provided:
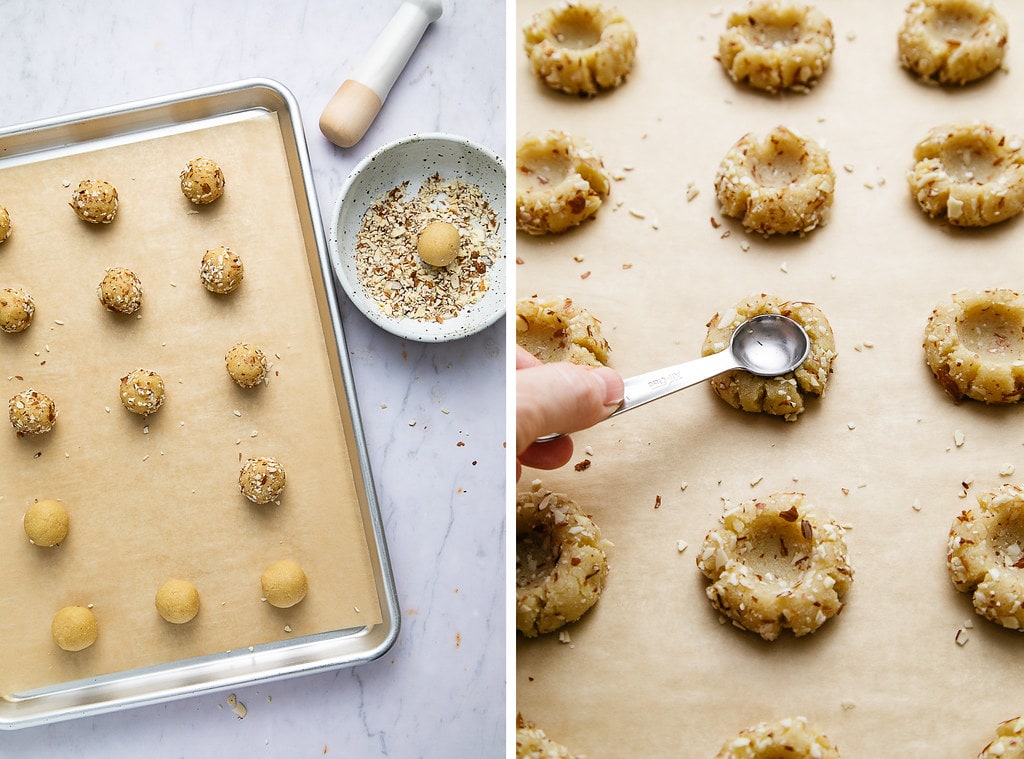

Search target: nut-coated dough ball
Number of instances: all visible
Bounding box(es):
[0,205,11,243]
[714,716,841,759]
[51,605,98,652]
[70,179,118,224]
[97,267,143,314]
[155,579,200,624]
[516,714,580,759]
[0,287,35,333]
[516,296,610,367]
[8,389,57,436]
[180,157,225,205]
[898,0,1008,86]
[225,342,268,388]
[24,499,69,547]
[119,368,166,416]
[980,716,1024,758]
[261,559,308,608]
[200,246,244,294]
[239,455,287,504]
[416,221,460,267]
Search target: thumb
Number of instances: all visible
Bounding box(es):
[516,362,624,454]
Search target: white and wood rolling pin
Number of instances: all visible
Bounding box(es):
[319,0,443,148]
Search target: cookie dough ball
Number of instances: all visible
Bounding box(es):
[703,294,836,421]
[0,287,35,333]
[155,579,200,624]
[97,267,143,315]
[948,483,1024,631]
[225,342,268,388]
[9,389,57,436]
[0,205,11,243]
[718,2,835,93]
[523,2,637,96]
[697,492,854,640]
[200,246,244,294]
[714,716,842,759]
[516,130,611,235]
[261,559,308,608]
[516,714,580,759]
[715,125,835,236]
[70,179,118,224]
[51,605,98,652]
[119,368,166,416]
[517,481,610,638]
[239,455,287,504]
[980,716,1024,758]
[908,122,1024,227]
[516,296,610,366]
[24,499,69,547]
[417,221,461,267]
[898,0,1008,86]
[180,157,225,205]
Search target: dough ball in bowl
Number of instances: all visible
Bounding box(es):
[180,157,225,205]
[70,179,118,224]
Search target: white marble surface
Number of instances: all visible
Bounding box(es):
[0,1,506,756]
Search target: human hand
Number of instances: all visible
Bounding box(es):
[516,347,624,480]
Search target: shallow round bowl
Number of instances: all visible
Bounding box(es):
[329,133,506,342]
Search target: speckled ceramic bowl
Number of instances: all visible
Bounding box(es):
[329,133,506,342]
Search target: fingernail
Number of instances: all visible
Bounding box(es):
[592,367,624,407]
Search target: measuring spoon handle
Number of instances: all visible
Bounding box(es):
[608,348,739,420]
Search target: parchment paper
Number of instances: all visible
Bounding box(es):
[516,2,1024,756]
[0,111,382,695]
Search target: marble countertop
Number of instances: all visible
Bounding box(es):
[0,1,506,756]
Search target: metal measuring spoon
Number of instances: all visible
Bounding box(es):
[532,314,810,443]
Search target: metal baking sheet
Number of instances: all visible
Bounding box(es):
[0,79,398,729]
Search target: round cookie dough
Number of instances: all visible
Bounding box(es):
[261,559,308,608]
[703,294,836,422]
[980,716,1024,758]
[200,246,244,294]
[97,267,143,315]
[898,0,1008,86]
[924,289,1024,404]
[180,157,225,205]
[417,221,461,267]
[516,714,580,759]
[696,492,854,641]
[70,179,118,224]
[718,2,835,93]
[523,1,637,96]
[225,342,268,388]
[907,122,1024,227]
[0,287,35,333]
[516,480,610,638]
[948,483,1024,631]
[239,455,287,504]
[0,205,11,243]
[155,579,200,624]
[516,130,612,235]
[119,368,166,416]
[715,125,835,236]
[51,605,98,652]
[516,296,611,367]
[24,499,69,547]
[8,389,57,436]
[715,716,842,759]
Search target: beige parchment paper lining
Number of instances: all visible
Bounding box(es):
[0,111,382,695]
[516,1,1024,756]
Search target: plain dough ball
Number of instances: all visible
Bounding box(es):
[24,499,69,547]
[97,267,143,314]
[155,579,200,624]
[8,388,57,436]
[417,221,461,267]
[0,287,35,333]
[261,559,308,608]
[225,342,268,388]
[180,157,225,205]
[239,455,287,504]
[0,205,11,243]
[51,605,97,651]
[70,179,118,224]
[200,246,244,294]
[119,368,166,416]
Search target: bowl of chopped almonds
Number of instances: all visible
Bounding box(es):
[329,133,506,342]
